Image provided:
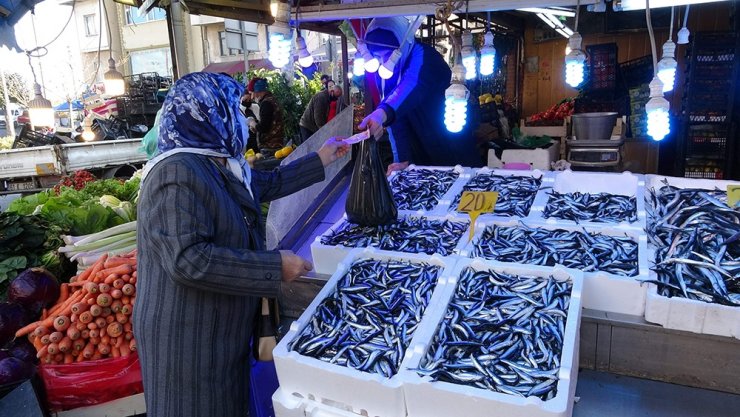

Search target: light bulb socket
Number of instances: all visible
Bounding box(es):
[379,49,402,79]
[451,63,466,84]
[661,39,676,59]
[462,31,474,48]
[29,84,52,110]
[677,27,690,45]
[567,32,583,52]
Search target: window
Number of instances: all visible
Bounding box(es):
[219,31,243,56]
[125,6,166,25]
[218,21,258,57]
[83,14,97,37]
[129,48,172,77]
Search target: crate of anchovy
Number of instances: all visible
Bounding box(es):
[399,259,584,417]
[527,170,647,231]
[644,175,740,339]
[272,248,459,417]
[311,214,470,275]
[387,165,471,216]
[462,218,649,316]
[445,168,547,219]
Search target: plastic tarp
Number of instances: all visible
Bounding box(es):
[54,100,84,111]
[0,0,46,50]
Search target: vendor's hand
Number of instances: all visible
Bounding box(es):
[246,117,258,130]
[280,250,313,283]
[358,108,387,140]
[386,161,410,176]
[317,137,351,167]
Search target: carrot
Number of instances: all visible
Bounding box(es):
[64,354,75,364]
[81,330,90,339]
[111,347,121,358]
[84,282,99,294]
[76,322,86,331]
[123,323,133,333]
[82,342,95,359]
[32,335,44,351]
[97,293,112,307]
[119,343,131,357]
[55,283,70,305]
[58,337,72,353]
[102,307,112,317]
[100,326,107,337]
[112,337,123,348]
[124,332,134,341]
[53,315,71,332]
[130,276,137,285]
[119,275,130,285]
[104,256,136,269]
[104,273,119,285]
[95,317,107,328]
[107,322,123,338]
[96,264,133,282]
[121,305,132,316]
[53,353,64,363]
[129,339,137,352]
[49,290,85,317]
[111,289,123,299]
[47,343,59,355]
[98,283,111,294]
[41,309,48,320]
[40,334,51,345]
[90,337,101,345]
[36,345,49,359]
[71,302,89,315]
[115,313,128,324]
[49,332,63,344]
[89,329,99,339]
[72,338,85,352]
[101,335,111,345]
[79,311,93,324]
[111,300,123,313]
[15,320,43,338]
[98,343,111,355]
[122,284,136,296]
[89,304,103,317]
[87,323,97,330]
[111,279,125,290]
[33,326,50,338]
[86,254,109,283]
[67,326,81,340]
[106,315,115,324]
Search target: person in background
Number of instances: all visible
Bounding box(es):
[134,72,349,417]
[320,74,332,90]
[298,80,341,143]
[240,78,263,152]
[245,78,285,150]
[327,85,347,123]
[358,17,482,174]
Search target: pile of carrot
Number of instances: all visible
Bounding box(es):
[15,251,138,364]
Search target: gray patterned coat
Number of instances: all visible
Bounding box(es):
[133,152,325,417]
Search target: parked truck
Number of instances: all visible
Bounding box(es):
[0,138,146,194]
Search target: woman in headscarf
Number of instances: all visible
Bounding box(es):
[133,72,348,417]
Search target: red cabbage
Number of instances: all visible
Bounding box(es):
[0,303,28,348]
[0,351,9,361]
[8,338,36,363]
[0,357,33,386]
[7,268,60,313]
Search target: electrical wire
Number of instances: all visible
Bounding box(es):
[102,0,113,60]
[669,6,674,41]
[575,0,581,32]
[683,5,690,27]
[645,0,658,73]
[23,2,76,55]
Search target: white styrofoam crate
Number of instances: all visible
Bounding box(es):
[461,218,649,316]
[388,165,471,217]
[311,214,470,275]
[273,388,365,417]
[400,259,584,417]
[528,170,647,231]
[273,248,460,417]
[645,244,740,339]
[643,176,740,338]
[445,167,548,220]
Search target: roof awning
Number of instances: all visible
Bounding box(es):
[201,58,271,75]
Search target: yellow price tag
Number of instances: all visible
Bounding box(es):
[728,185,740,208]
[457,191,498,242]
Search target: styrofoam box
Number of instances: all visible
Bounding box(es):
[445,167,549,220]
[400,259,584,417]
[273,388,366,417]
[461,218,649,316]
[528,170,647,231]
[273,248,460,417]
[311,213,470,275]
[643,175,740,338]
[388,164,472,217]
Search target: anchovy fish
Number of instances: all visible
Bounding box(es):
[646,181,740,306]
[290,259,441,377]
[450,173,542,217]
[543,191,638,224]
[471,223,639,277]
[321,217,468,256]
[415,267,571,401]
[390,168,459,211]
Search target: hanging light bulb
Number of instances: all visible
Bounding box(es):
[461,31,477,80]
[28,83,54,128]
[268,31,292,68]
[378,49,402,80]
[480,31,496,76]
[296,34,314,67]
[81,117,95,141]
[353,51,365,77]
[444,63,469,133]
[564,33,586,88]
[356,40,379,73]
[677,5,690,44]
[646,77,671,141]
[104,58,125,97]
[270,1,279,17]
[657,40,677,92]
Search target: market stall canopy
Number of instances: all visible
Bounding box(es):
[53,100,84,111]
[0,0,46,50]
[201,58,270,75]
[139,0,275,24]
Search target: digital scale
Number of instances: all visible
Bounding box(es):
[566,138,625,167]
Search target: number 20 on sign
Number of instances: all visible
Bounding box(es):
[728,185,740,208]
[457,191,498,241]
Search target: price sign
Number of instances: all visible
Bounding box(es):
[728,185,740,208]
[457,191,498,241]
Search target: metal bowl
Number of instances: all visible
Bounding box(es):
[572,112,618,140]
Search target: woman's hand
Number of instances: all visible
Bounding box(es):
[386,161,410,176]
[317,137,351,167]
[358,108,387,140]
[280,250,313,283]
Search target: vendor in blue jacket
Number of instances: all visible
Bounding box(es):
[358,16,482,174]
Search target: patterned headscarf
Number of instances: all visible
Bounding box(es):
[142,72,252,195]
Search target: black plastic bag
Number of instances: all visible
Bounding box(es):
[345,139,398,226]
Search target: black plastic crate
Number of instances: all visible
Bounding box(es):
[685,126,728,158]
[620,55,654,89]
[586,43,618,92]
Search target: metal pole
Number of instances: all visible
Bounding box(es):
[340,34,350,103]
[0,64,16,138]
[165,6,180,79]
[241,22,249,80]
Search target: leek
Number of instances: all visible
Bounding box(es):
[71,221,137,247]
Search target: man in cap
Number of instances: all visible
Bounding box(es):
[245,78,285,150]
[358,16,482,174]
